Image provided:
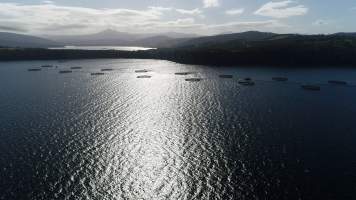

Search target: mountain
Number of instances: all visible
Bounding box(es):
[333,32,356,37]
[46,30,139,46]
[159,32,199,39]
[0,32,61,48]
[0,30,198,48]
[130,35,192,48]
[174,31,277,48]
[45,30,199,47]
[1,32,356,66]
[154,32,356,66]
[170,31,356,50]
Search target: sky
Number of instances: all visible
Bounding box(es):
[0,0,355,36]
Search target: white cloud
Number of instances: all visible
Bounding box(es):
[0,2,290,35]
[42,0,54,4]
[146,19,286,34]
[203,0,219,8]
[208,20,286,32]
[176,8,202,15]
[148,6,172,12]
[225,9,244,16]
[255,1,308,18]
[204,20,290,34]
[175,8,204,18]
[0,3,166,34]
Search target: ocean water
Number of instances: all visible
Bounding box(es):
[1,59,356,200]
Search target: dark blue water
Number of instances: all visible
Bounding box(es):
[1,59,356,200]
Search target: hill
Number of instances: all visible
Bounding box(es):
[130,35,191,48]
[1,31,356,66]
[0,32,61,48]
[45,30,198,47]
[174,31,277,48]
[156,33,356,66]
[333,32,356,37]
[46,30,140,46]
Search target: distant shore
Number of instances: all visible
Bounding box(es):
[2,31,356,67]
[48,45,155,51]
[0,47,355,67]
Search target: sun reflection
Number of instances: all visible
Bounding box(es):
[100,68,195,199]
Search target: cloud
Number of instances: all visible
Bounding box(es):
[203,0,219,8]
[41,24,89,31]
[176,8,202,15]
[0,2,289,35]
[42,0,54,4]
[148,6,172,12]
[150,7,204,17]
[139,19,286,35]
[0,3,165,35]
[225,9,244,16]
[208,20,286,32]
[202,20,286,35]
[175,8,204,18]
[255,1,308,18]
[131,18,206,34]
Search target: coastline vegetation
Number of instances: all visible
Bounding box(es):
[1,34,356,66]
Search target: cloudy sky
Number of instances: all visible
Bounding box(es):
[0,0,355,35]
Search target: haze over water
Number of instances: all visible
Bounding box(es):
[1,59,356,199]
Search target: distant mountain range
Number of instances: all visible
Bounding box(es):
[332,32,356,37]
[173,32,356,51]
[1,30,356,50]
[1,31,356,66]
[173,31,277,48]
[0,32,61,48]
[43,29,198,48]
[0,30,198,48]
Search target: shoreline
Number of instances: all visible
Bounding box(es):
[0,48,356,67]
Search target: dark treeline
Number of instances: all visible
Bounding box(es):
[156,34,356,66]
[1,34,356,66]
[0,48,151,60]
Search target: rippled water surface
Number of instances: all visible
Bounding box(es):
[1,59,356,200]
